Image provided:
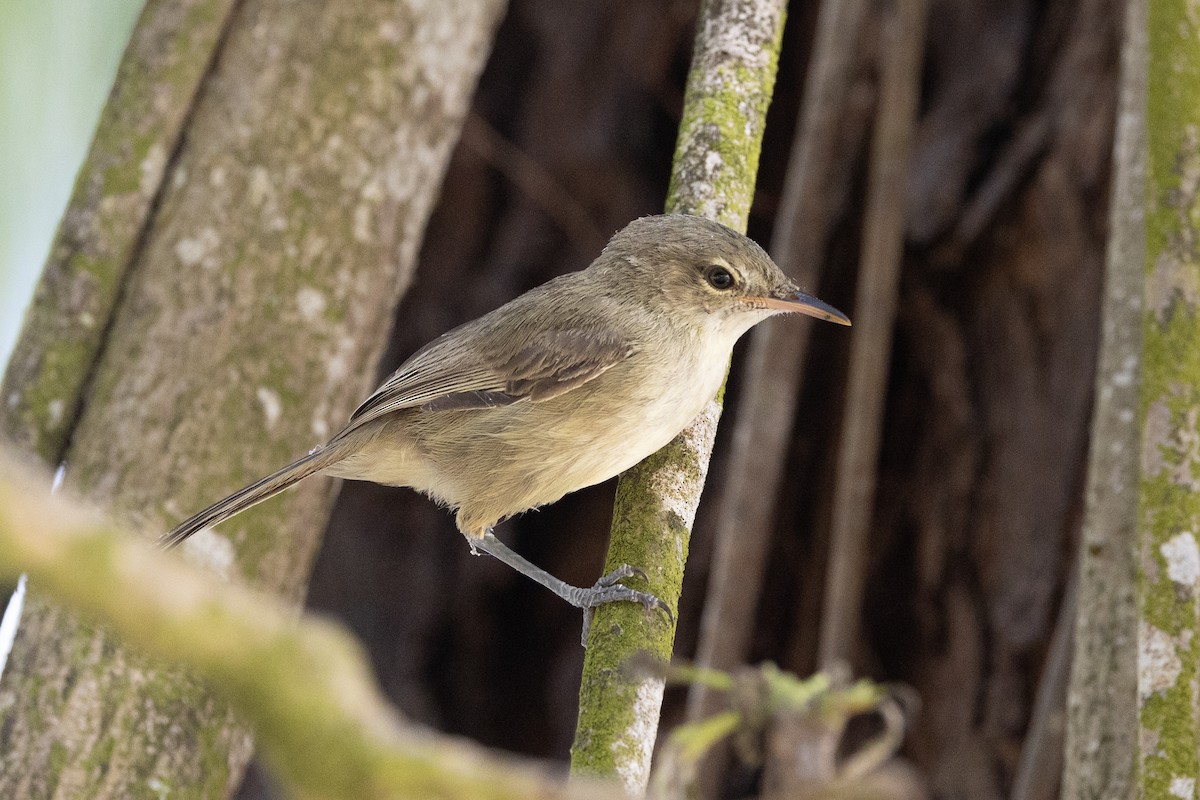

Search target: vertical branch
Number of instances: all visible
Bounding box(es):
[570,0,787,792]
[817,0,928,668]
[1135,0,1200,791]
[1062,0,1143,794]
[771,0,871,265]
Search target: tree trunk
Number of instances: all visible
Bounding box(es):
[0,0,238,464]
[0,0,505,796]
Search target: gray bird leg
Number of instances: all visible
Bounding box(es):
[470,532,673,645]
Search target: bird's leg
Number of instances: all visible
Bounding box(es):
[470,532,673,645]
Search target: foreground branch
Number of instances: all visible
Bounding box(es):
[0,454,613,800]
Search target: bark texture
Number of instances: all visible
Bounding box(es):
[1062,0,1143,794]
[0,0,505,796]
[0,0,238,463]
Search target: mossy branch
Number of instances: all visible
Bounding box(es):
[1135,0,1200,793]
[0,452,617,800]
[570,0,787,792]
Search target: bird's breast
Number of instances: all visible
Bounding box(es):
[485,337,729,492]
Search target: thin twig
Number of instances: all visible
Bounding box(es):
[952,114,1052,251]
[685,0,870,793]
[818,0,929,669]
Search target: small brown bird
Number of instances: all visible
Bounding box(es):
[161,214,849,630]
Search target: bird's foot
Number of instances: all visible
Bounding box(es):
[574,564,674,645]
[466,533,673,646]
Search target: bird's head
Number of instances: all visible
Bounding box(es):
[598,214,850,338]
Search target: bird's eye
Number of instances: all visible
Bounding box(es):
[705,265,735,290]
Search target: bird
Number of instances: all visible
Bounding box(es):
[160,214,850,633]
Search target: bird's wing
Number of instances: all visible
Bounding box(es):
[344,328,635,431]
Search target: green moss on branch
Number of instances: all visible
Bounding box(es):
[1137,0,1200,793]
[570,0,788,792]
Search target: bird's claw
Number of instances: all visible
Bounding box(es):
[577,564,674,645]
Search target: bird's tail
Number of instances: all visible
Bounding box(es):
[158,441,353,549]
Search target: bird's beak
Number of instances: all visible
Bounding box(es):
[755,289,852,326]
